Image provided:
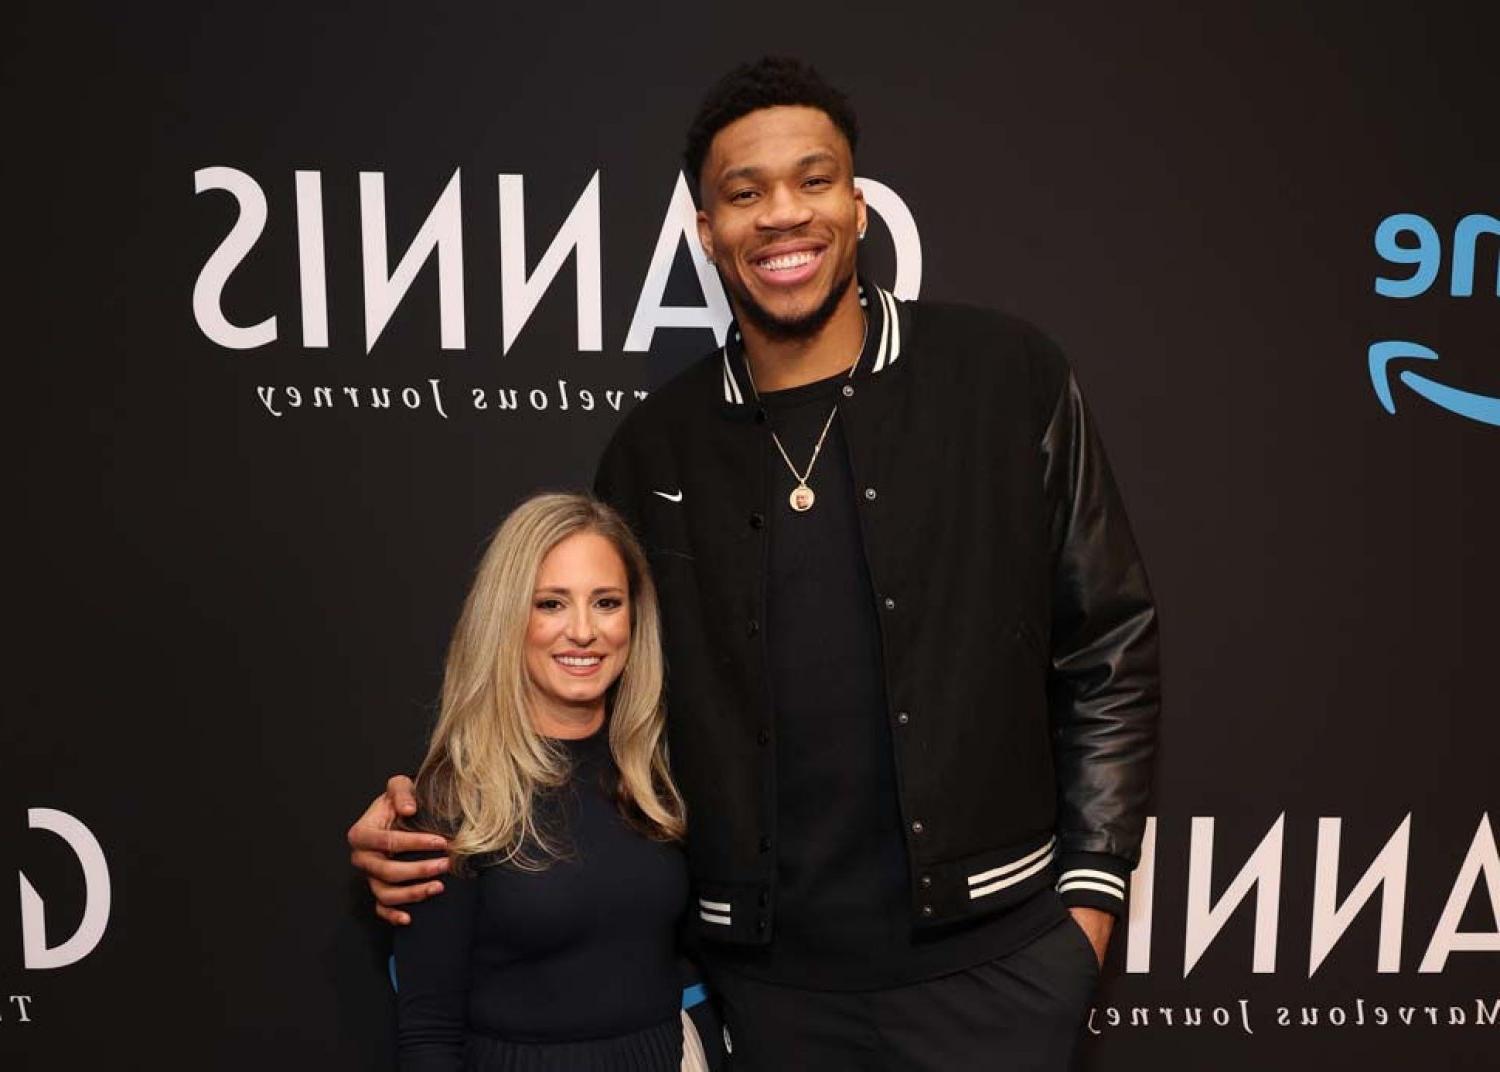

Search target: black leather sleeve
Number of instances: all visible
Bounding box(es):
[1042,369,1161,916]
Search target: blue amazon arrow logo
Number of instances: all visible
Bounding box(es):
[1368,340,1500,427]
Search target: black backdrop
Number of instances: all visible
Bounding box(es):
[3,2,1497,1067]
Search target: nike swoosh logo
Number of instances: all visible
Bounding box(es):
[653,489,684,502]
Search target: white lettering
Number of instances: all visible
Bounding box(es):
[1309,814,1410,975]
[624,173,731,352]
[1184,814,1284,974]
[1127,816,1156,973]
[193,166,276,349]
[256,386,282,417]
[295,170,329,347]
[20,809,111,970]
[1419,812,1500,972]
[499,172,602,354]
[856,176,923,299]
[360,169,466,352]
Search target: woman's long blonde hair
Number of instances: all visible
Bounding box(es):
[413,493,684,870]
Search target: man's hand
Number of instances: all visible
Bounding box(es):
[1067,906,1114,968]
[346,775,450,925]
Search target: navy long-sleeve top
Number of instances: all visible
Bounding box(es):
[393,729,688,1069]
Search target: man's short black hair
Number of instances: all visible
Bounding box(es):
[684,56,859,190]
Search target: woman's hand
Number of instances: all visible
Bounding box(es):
[346,775,451,925]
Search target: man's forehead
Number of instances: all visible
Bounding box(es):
[705,105,851,177]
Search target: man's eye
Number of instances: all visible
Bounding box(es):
[804,177,831,188]
[730,189,758,203]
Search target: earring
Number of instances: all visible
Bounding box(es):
[858,230,866,241]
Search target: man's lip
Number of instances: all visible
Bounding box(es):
[751,240,826,263]
[749,245,826,287]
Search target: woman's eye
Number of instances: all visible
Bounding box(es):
[535,599,563,611]
[596,597,624,610]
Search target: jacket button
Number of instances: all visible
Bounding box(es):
[747,619,760,637]
[842,384,855,398]
[920,874,932,889]
[754,407,768,424]
[756,918,767,933]
[758,891,769,908]
[883,597,897,611]
[896,711,910,725]
[749,512,764,529]
[757,729,770,746]
[921,905,934,918]
[759,835,772,853]
[911,820,925,835]
[864,487,877,501]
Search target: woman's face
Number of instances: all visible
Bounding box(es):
[524,531,632,736]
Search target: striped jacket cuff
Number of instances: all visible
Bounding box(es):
[1055,851,1131,916]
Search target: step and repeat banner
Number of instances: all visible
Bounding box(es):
[3,2,1496,1068]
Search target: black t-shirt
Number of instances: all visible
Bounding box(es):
[706,364,1062,991]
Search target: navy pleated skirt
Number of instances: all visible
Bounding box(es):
[462,1016,682,1071]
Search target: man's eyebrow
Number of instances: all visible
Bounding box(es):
[718,151,842,186]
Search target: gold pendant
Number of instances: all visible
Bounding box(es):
[789,483,816,512]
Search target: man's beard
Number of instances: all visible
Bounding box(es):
[729,266,855,342]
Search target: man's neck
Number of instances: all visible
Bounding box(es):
[740,283,866,393]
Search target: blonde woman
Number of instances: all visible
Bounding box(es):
[393,493,711,1071]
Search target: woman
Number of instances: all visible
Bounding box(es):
[394,493,710,1071]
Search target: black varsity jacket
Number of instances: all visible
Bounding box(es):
[594,283,1159,947]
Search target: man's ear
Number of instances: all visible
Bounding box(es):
[853,185,868,240]
[696,209,714,264]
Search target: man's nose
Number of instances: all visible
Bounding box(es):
[758,183,814,229]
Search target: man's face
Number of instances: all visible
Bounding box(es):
[697,105,866,341]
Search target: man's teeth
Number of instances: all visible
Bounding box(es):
[557,656,602,666]
[758,250,817,271]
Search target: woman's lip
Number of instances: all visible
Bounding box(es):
[553,654,605,676]
[750,246,825,288]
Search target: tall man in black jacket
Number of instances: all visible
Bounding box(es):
[351,58,1159,1070]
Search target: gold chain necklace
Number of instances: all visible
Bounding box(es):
[743,316,867,513]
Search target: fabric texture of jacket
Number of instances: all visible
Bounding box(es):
[594,284,1159,948]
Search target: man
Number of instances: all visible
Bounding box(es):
[350,57,1159,1069]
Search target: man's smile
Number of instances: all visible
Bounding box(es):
[751,243,826,286]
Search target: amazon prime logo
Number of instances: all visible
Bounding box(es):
[1369,212,1498,427]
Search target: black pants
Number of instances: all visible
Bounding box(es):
[712,918,1100,1071]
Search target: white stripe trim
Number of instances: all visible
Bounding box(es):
[969,849,1055,899]
[872,286,891,371]
[720,349,743,404]
[1057,879,1125,900]
[967,837,1057,887]
[881,288,902,366]
[1056,868,1125,890]
[698,898,732,913]
[698,911,733,926]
